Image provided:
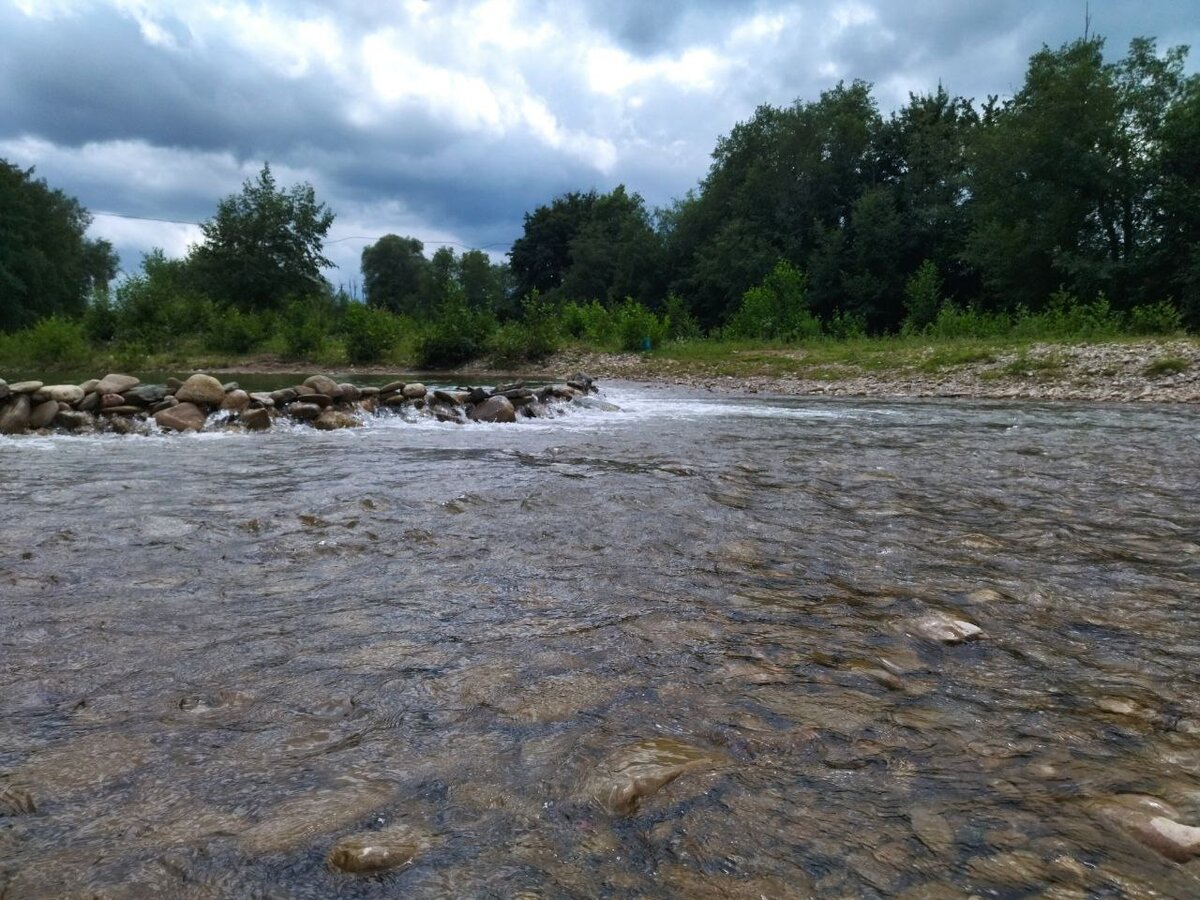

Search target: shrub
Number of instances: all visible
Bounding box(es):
[902,260,943,333]
[280,296,335,359]
[825,309,867,340]
[726,260,821,341]
[664,293,702,342]
[1142,356,1189,377]
[614,298,668,351]
[414,299,496,369]
[210,307,272,355]
[82,291,118,344]
[340,303,400,364]
[559,299,616,346]
[926,303,1011,339]
[1013,289,1123,339]
[20,316,93,370]
[1127,301,1183,335]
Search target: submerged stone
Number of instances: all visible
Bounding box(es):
[914,612,984,644]
[327,823,433,874]
[587,738,728,815]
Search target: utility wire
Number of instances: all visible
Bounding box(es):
[90,209,512,251]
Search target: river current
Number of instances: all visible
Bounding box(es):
[1,384,1198,898]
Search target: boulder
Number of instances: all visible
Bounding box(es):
[434,389,468,406]
[290,402,322,421]
[221,381,239,393]
[101,393,126,409]
[95,373,139,395]
[10,381,43,394]
[124,384,169,406]
[1100,795,1200,862]
[0,379,8,400]
[586,738,729,815]
[327,824,432,874]
[249,392,275,408]
[303,374,341,397]
[402,383,427,399]
[270,388,298,405]
[337,383,361,402]
[379,380,405,395]
[78,392,100,412]
[241,408,272,431]
[43,384,85,404]
[295,393,332,408]
[101,406,143,417]
[79,378,100,394]
[221,389,251,412]
[166,377,183,391]
[154,402,206,432]
[175,374,226,407]
[914,613,984,644]
[150,397,179,413]
[0,395,32,434]
[313,410,360,430]
[53,411,93,431]
[469,395,516,423]
[359,387,380,397]
[28,399,59,429]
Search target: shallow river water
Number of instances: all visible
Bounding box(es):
[2,384,1199,898]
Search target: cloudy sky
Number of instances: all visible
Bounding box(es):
[2,0,1197,286]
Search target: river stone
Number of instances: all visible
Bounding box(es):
[384,394,410,407]
[0,395,32,433]
[327,824,432,874]
[469,395,516,423]
[296,392,332,408]
[28,399,58,429]
[467,386,489,404]
[290,402,322,421]
[249,392,275,408]
[101,393,126,409]
[0,379,8,400]
[79,378,99,394]
[314,410,359,430]
[166,377,183,391]
[241,407,271,431]
[0,784,36,816]
[574,395,620,412]
[101,405,143,417]
[43,384,85,404]
[303,374,341,397]
[221,381,239,392]
[96,373,139,395]
[53,411,92,431]
[337,383,361,402]
[587,738,729,815]
[150,397,179,413]
[402,382,427,399]
[155,402,206,432]
[433,389,467,406]
[379,380,404,394]
[10,381,43,394]
[270,388,298,405]
[175,374,226,406]
[78,392,100,412]
[359,386,380,397]
[915,612,984,644]
[221,389,251,412]
[1101,795,1200,862]
[125,384,169,405]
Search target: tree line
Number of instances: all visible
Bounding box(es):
[2,33,1198,363]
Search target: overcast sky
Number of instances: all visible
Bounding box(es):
[3,0,1198,286]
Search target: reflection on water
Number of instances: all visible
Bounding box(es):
[1,386,1199,897]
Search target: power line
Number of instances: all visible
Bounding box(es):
[90,209,513,252]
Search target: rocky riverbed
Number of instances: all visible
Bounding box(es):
[0,372,603,436]
[538,340,1200,403]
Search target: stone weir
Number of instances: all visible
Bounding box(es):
[0,372,605,436]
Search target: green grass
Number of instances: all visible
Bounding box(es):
[1142,356,1190,378]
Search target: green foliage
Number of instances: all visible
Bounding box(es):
[726,261,821,341]
[189,163,334,311]
[1142,356,1190,377]
[414,299,496,369]
[1127,301,1183,335]
[209,307,273,355]
[0,315,94,370]
[340,303,401,364]
[613,298,669,352]
[112,251,215,347]
[664,294,702,342]
[902,261,943,333]
[0,159,118,330]
[825,310,868,340]
[362,235,427,315]
[280,296,336,360]
[488,295,560,367]
[82,291,118,344]
[1011,289,1123,339]
[925,303,1012,339]
[559,300,617,345]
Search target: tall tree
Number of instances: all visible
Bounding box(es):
[361,234,428,316]
[188,163,334,311]
[0,160,118,330]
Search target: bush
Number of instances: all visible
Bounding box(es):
[726,261,821,341]
[559,299,616,346]
[825,309,867,340]
[209,307,272,355]
[926,303,1011,339]
[414,299,496,369]
[1127,301,1183,335]
[19,316,93,370]
[280,296,335,359]
[664,293,702,342]
[82,291,118,344]
[614,298,668,351]
[1012,289,1123,339]
[902,260,942,333]
[340,303,400,364]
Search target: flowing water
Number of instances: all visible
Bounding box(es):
[1,385,1199,898]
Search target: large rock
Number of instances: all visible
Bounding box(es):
[327,823,432,874]
[175,374,227,407]
[154,402,206,432]
[313,410,359,430]
[9,381,43,394]
[469,395,516,423]
[337,383,361,402]
[28,399,59,429]
[586,738,729,815]
[221,389,250,412]
[241,407,272,431]
[53,411,93,431]
[303,374,341,397]
[124,384,169,406]
[0,395,32,434]
[95,373,139,395]
[289,402,322,421]
[43,384,84,404]
[0,379,8,400]
[402,382,427,399]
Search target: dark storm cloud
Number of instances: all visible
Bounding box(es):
[1,0,1196,274]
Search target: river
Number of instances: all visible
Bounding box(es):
[2,384,1199,897]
